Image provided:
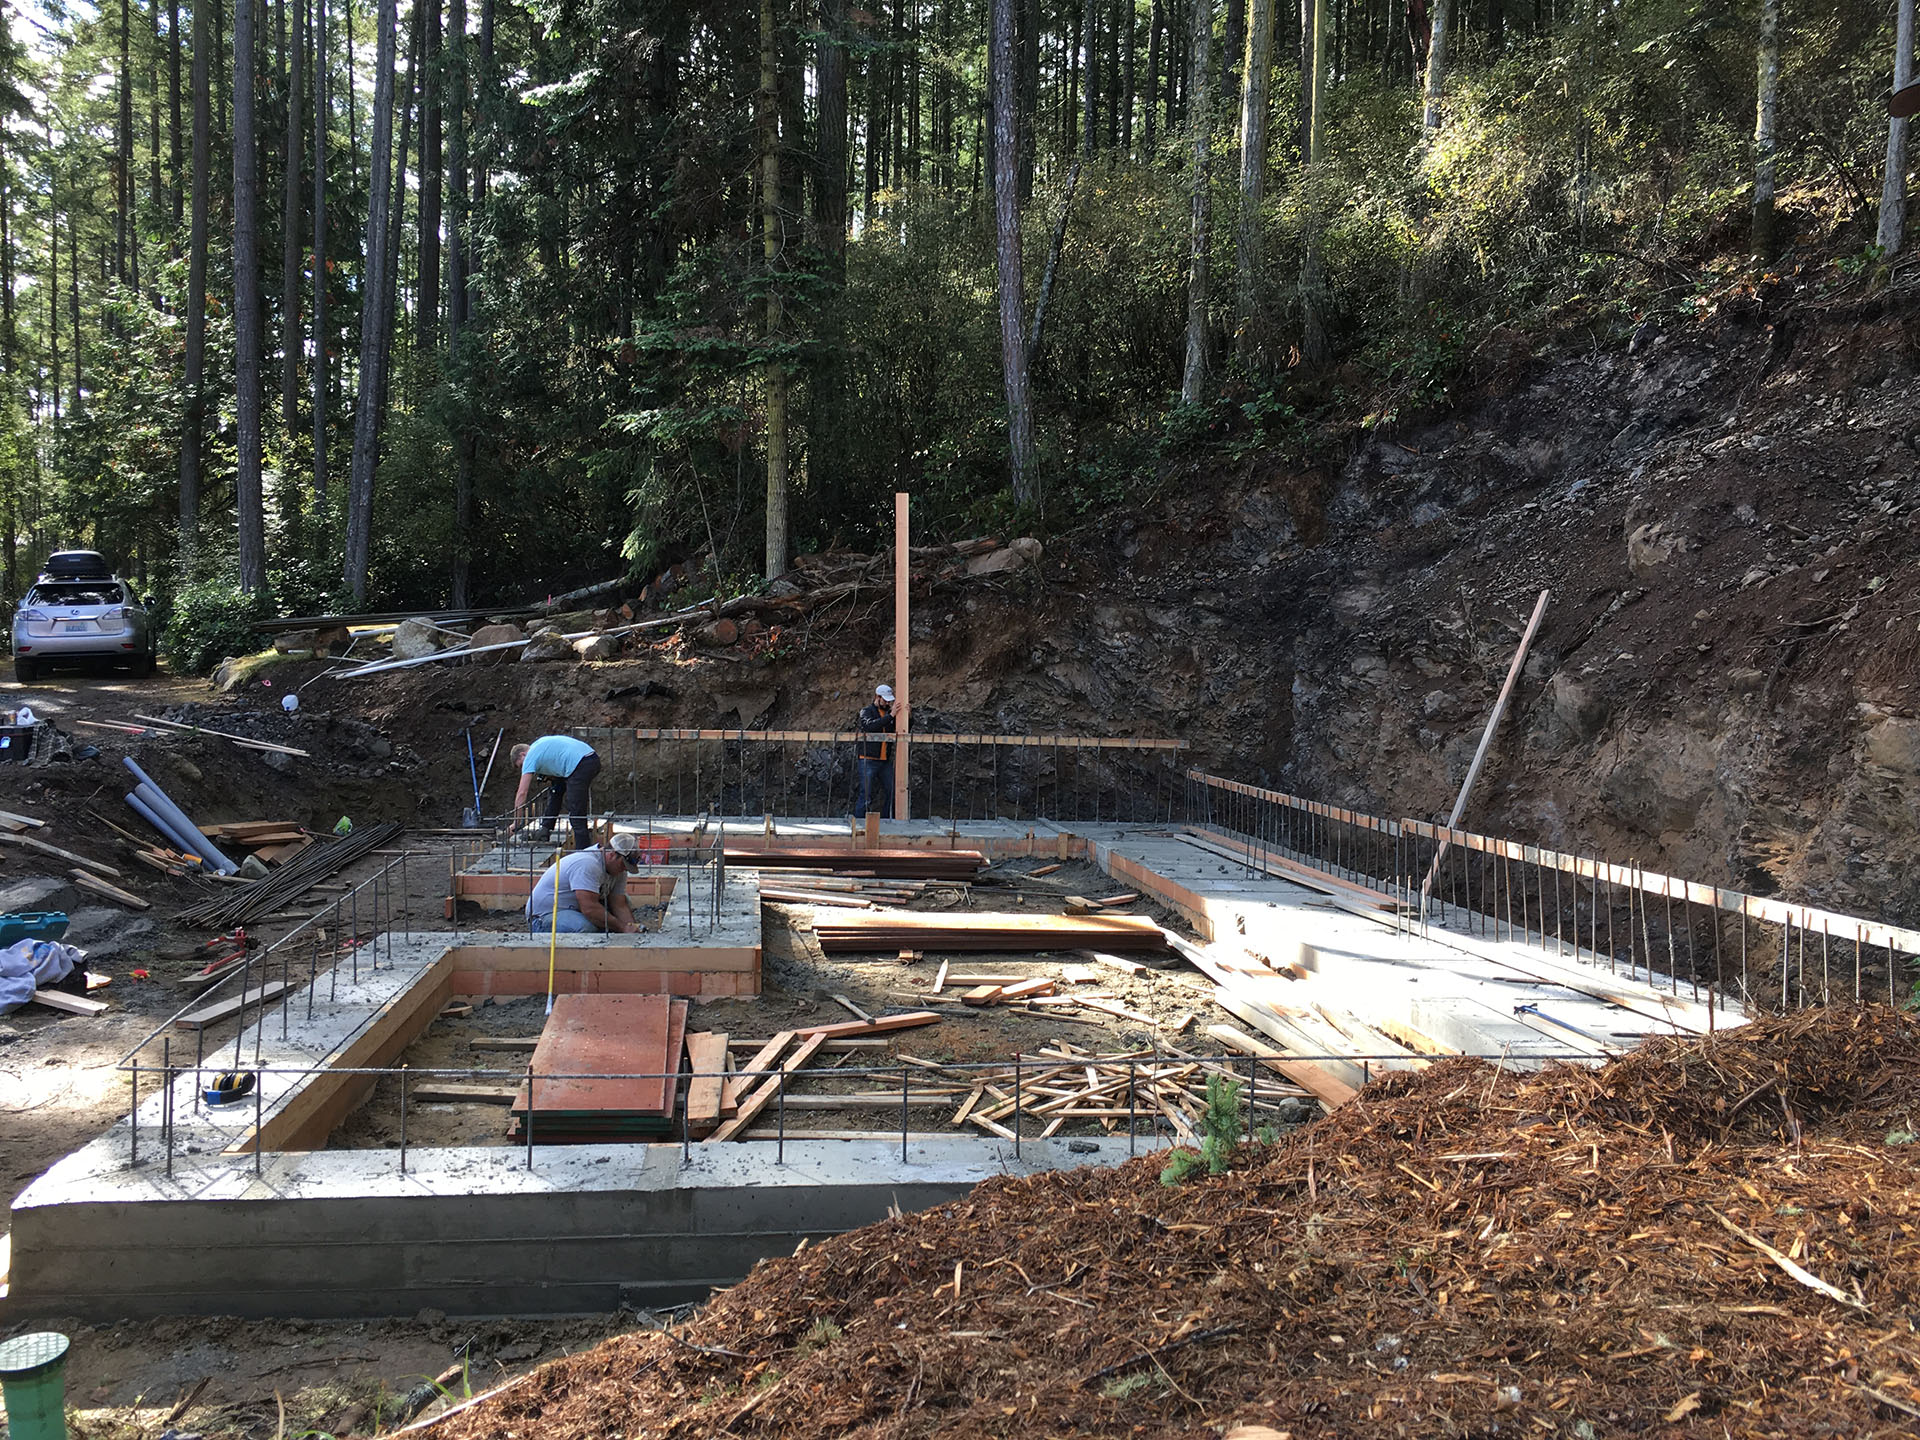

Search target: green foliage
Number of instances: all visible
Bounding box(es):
[796,1318,843,1358]
[1160,1074,1246,1185]
[162,569,272,675]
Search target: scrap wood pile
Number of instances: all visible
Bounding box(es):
[812,910,1168,955]
[174,821,403,927]
[905,1043,1315,1142]
[432,1006,1920,1440]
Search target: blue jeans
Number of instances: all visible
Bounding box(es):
[856,757,894,819]
[528,908,599,934]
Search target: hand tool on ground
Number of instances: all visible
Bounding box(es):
[474,728,504,818]
[464,732,482,828]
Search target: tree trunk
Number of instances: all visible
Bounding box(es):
[235,0,267,592]
[1018,0,1037,197]
[1144,0,1161,146]
[761,0,789,577]
[1233,0,1273,361]
[47,129,60,426]
[1299,0,1328,369]
[170,0,183,236]
[146,0,160,290]
[452,0,472,336]
[1121,0,1135,152]
[1179,0,1213,406]
[118,0,132,285]
[282,0,305,439]
[419,0,441,345]
[1081,0,1097,156]
[180,0,211,547]
[1028,157,1080,359]
[990,0,1036,502]
[818,0,848,265]
[343,0,397,603]
[1223,0,1243,111]
[1751,0,1780,257]
[312,0,329,505]
[1421,0,1449,132]
[1881,0,1915,256]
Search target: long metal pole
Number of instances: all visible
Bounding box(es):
[1421,589,1550,912]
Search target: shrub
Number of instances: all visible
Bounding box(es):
[164,573,272,675]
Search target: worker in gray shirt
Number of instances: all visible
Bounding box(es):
[527,833,639,933]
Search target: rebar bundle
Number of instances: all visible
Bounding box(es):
[173,822,405,927]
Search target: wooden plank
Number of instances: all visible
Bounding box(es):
[1092,892,1140,907]
[410,1084,517,1105]
[685,1031,730,1132]
[1027,863,1062,877]
[70,869,148,910]
[725,1036,890,1053]
[706,1032,831,1141]
[174,978,299,1029]
[1205,1024,1359,1110]
[793,1011,941,1040]
[1086,951,1146,976]
[29,988,108,1016]
[629,728,1186,750]
[0,807,46,829]
[960,984,1003,1006]
[735,1031,795,1082]
[0,834,120,878]
[932,959,949,994]
[761,888,871,908]
[132,714,312,756]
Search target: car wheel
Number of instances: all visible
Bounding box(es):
[13,658,35,684]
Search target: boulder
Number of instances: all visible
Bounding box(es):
[469,622,526,659]
[0,876,79,915]
[574,633,621,663]
[272,629,322,654]
[1626,521,1692,578]
[966,547,1028,578]
[314,625,354,656]
[519,627,575,664]
[391,618,452,661]
[1009,536,1043,561]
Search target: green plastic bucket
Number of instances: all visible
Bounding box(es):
[0,1330,70,1440]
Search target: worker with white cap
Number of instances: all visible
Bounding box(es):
[854,683,896,820]
[527,832,641,933]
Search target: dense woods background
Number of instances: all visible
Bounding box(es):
[0,0,1907,638]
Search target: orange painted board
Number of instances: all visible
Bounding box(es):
[514,994,675,1117]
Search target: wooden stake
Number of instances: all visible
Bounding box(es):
[893,489,910,822]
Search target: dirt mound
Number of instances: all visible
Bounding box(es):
[431,1007,1920,1439]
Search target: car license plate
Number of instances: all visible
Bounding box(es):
[63,622,88,633]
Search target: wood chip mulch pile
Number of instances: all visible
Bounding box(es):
[432,1006,1920,1438]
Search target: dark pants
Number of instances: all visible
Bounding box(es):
[537,751,601,849]
[856,757,894,820]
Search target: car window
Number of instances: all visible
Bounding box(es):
[27,584,123,608]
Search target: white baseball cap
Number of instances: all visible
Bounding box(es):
[608,833,640,857]
[875,684,895,702]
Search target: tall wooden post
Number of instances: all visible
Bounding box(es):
[893,491,911,822]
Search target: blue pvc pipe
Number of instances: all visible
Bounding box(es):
[122,758,237,873]
[125,791,209,866]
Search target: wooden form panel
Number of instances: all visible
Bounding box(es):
[448,965,758,999]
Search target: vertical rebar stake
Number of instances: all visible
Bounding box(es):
[163,1036,174,1178]
[526,1063,536,1170]
[399,1064,409,1175]
[129,1057,139,1169]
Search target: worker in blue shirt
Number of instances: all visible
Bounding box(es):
[511,734,602,849]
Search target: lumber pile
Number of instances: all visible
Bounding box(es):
[729,847,985,881]
[508,995,689,1142]
[813,911,1168,955]
[202,821,316,866]
[701,1012,943,1141]
[757,872,967,908]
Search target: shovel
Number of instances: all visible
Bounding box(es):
[463,732,482,828]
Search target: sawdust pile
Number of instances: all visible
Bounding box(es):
[434,1008,1920,1438]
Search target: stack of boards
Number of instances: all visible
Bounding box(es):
[201,820,314,866]
[812,910,1168,955]
[509,994,689,1143]
[724,847,984,882]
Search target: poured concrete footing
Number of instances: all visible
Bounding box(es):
[8,1133,1164,1319]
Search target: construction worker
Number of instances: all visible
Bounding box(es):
[511,734,602,849]
[854,683,896,820]
[527,833,640,933]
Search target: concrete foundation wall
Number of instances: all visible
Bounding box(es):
[8,1135,1162,1320]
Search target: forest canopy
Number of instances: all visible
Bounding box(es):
[0,0,1907,629]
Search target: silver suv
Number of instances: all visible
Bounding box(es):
[13,552,156,682]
